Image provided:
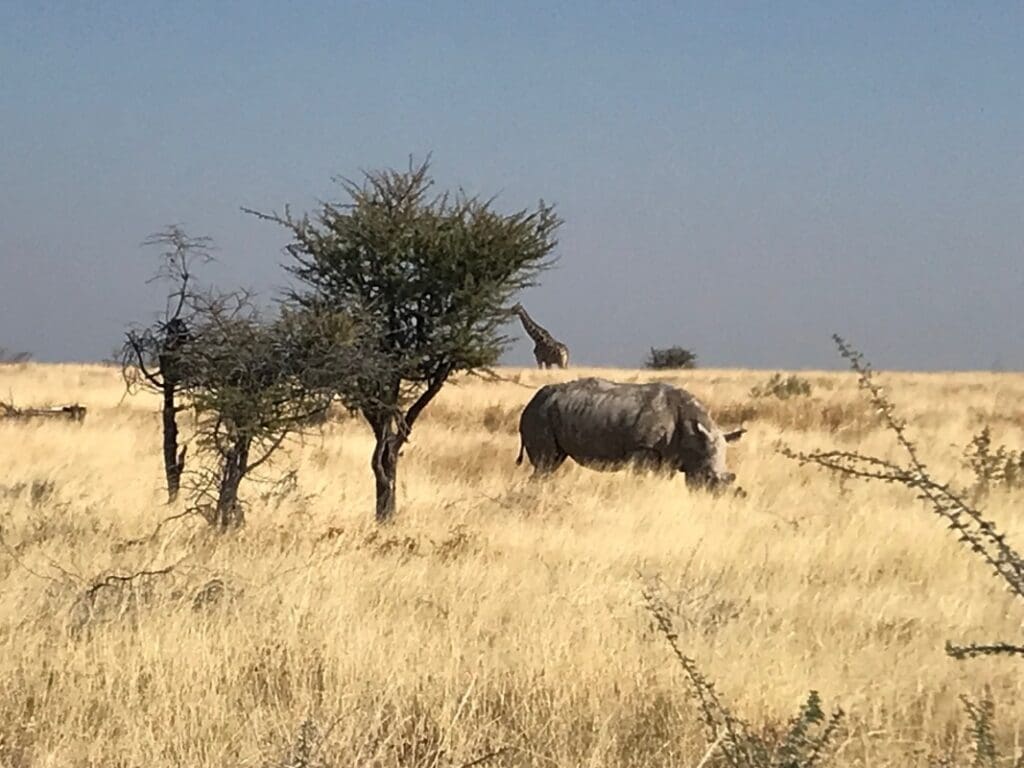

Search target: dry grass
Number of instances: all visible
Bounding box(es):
[1,363,1023,767]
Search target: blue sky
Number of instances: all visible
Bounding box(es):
[1,2,1021,369]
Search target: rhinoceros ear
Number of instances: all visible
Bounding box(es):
[724,428,746,443]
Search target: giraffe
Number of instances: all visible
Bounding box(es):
[511,303,570,369]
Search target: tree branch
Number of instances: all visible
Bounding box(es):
[125,334,163,388]
[945,640,1024,660]
[402,365,451,436]
[246,431,291,474]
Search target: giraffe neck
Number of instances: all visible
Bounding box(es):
[515,307,556,345]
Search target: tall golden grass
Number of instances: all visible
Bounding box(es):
[1,363,1022,766]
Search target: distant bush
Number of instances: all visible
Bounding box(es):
[751,373,812,400]
[645,346,697,370]
[0,346,31,364]
[963,426,1024,497]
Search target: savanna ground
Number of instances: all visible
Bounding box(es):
[1,363,1022,767]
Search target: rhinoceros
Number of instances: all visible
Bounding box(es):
[515,377,744,488]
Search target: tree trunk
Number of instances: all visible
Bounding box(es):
[371,423,400,524]
[365,374,448,524]
[215,438,250,529]
[161,382,185,502]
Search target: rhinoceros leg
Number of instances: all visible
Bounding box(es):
[526,443,567,476]
[519,426,567,476]
[625,448,664,470]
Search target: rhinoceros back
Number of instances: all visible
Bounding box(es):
[543,378,686,467]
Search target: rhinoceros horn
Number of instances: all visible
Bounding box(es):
[695,423,744,443]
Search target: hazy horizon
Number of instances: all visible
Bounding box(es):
[2,3,1022,371]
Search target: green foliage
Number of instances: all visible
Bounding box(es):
[931,695,1022,768]
[963,696,998,768]
[751,373,813,400]
[253,158,560,391]
[645,346,698,370]
[249,157,561,521]
[180,296,382,527]
[774,692,836,768]
[962,427,1024,497]
[185,302,322,452]
[642,582,844,768]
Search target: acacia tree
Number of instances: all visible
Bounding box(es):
[248,159,561,522]
[121,226,212,502]
[181,295,383,528]
[645,346,698,370]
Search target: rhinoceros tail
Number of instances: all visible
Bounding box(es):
[516,438,525,466]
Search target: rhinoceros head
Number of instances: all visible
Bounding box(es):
[686,421,744,490]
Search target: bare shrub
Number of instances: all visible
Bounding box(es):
[641,581,844,768]
[715,399,878,436]
[190,577,241,612]
[751,373,812,400]
[481,403,518,435]
[261,712,510,768]
[0,347,32,365]
[120,226,213,502]
[255,470,315,514]
[359,529,424,561]
[962,427,1024,498]
[262,717,328,768]
[431,524,479,562]
[0,479,56,507]
[0,400,86,423]
[67,565,177,638]
[817,402,879,435]
[715,402,762,430]
[119,227,382,523]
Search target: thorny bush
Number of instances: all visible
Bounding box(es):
[782,335,1024,660]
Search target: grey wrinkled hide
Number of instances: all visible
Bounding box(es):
[516,377,739,488]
